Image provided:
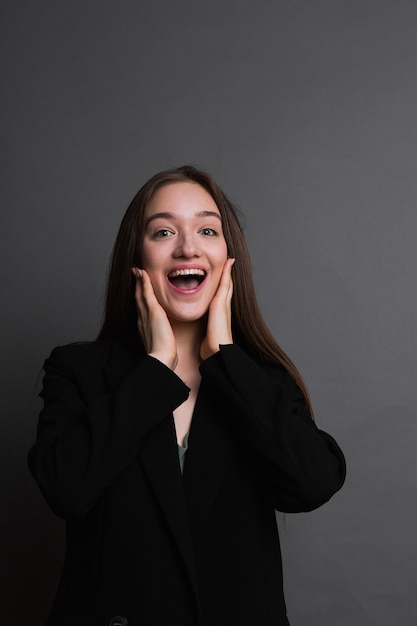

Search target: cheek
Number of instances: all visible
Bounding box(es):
[211,251,228,286]
[140,245,151,270]
[217,245,228,271]
[139,250,165,294]
[147,270,165,296]
[141,246,163,275]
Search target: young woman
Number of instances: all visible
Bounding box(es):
[29,165,346,626]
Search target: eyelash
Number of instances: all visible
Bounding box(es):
[152,227,218,239]
[153,229,173,239]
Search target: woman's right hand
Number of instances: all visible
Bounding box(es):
[132,268,178,370]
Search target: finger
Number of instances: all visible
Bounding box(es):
[138,269,159,307]
[131,268,151,350]
[136,269,170,333]
[226,258,235,300]
[131,267,143,278]
[215,258,235,301]
[140,269,154,297]
[132,268,146,314]
[222,257,235,282]
[132,268,158,310]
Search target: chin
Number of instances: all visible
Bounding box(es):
[166,307,209,325]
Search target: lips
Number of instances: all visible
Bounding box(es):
[167,267,207,291]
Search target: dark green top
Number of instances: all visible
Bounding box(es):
[177,432,189,474]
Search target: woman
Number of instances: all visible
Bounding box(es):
[29,165,346,626]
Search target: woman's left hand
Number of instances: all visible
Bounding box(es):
[200,258,235,360]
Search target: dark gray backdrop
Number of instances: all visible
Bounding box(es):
[2,1,416,624]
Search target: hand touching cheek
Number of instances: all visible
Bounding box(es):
[200,258,235,361]
[132,268,178,370]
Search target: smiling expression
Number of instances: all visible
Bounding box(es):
[141,181,229,324]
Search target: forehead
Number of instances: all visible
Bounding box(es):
[144,181,220,218]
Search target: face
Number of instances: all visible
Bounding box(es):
[141,181,228,324]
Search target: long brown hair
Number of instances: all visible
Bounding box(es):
[97,165,313,414]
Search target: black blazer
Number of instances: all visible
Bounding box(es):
[28,341,346,626]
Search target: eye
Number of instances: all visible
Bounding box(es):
[199,227,217,236]
[153,229,174,239]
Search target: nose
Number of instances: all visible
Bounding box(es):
[173,230,201,258]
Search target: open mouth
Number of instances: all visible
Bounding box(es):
[167,268,207,290]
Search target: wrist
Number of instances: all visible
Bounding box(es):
[149,351,177,370]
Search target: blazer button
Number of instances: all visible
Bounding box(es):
[109,617,128,626]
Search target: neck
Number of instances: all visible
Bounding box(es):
[170,318,206,364]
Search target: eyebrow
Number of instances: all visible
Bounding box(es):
[145,210,222,227]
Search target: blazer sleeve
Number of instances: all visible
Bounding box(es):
[199,344,346,513]
[28,345,190,519]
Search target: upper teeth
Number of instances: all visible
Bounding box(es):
[168,268,205,277]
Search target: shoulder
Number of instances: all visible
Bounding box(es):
[46,340,142,371]
[233,342,288,382]
[47,342,111,367]
[206,343,289,391]
[233,342,307,404]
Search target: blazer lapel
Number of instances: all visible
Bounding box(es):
[183,378,233,540]
[103,342,200,603]
[137,417,199,598]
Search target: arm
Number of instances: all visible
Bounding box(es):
[200,344,346,513]
[28,346,190,519]
[29,266,185,520]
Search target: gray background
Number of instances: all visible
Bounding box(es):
[2,1,416,624]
